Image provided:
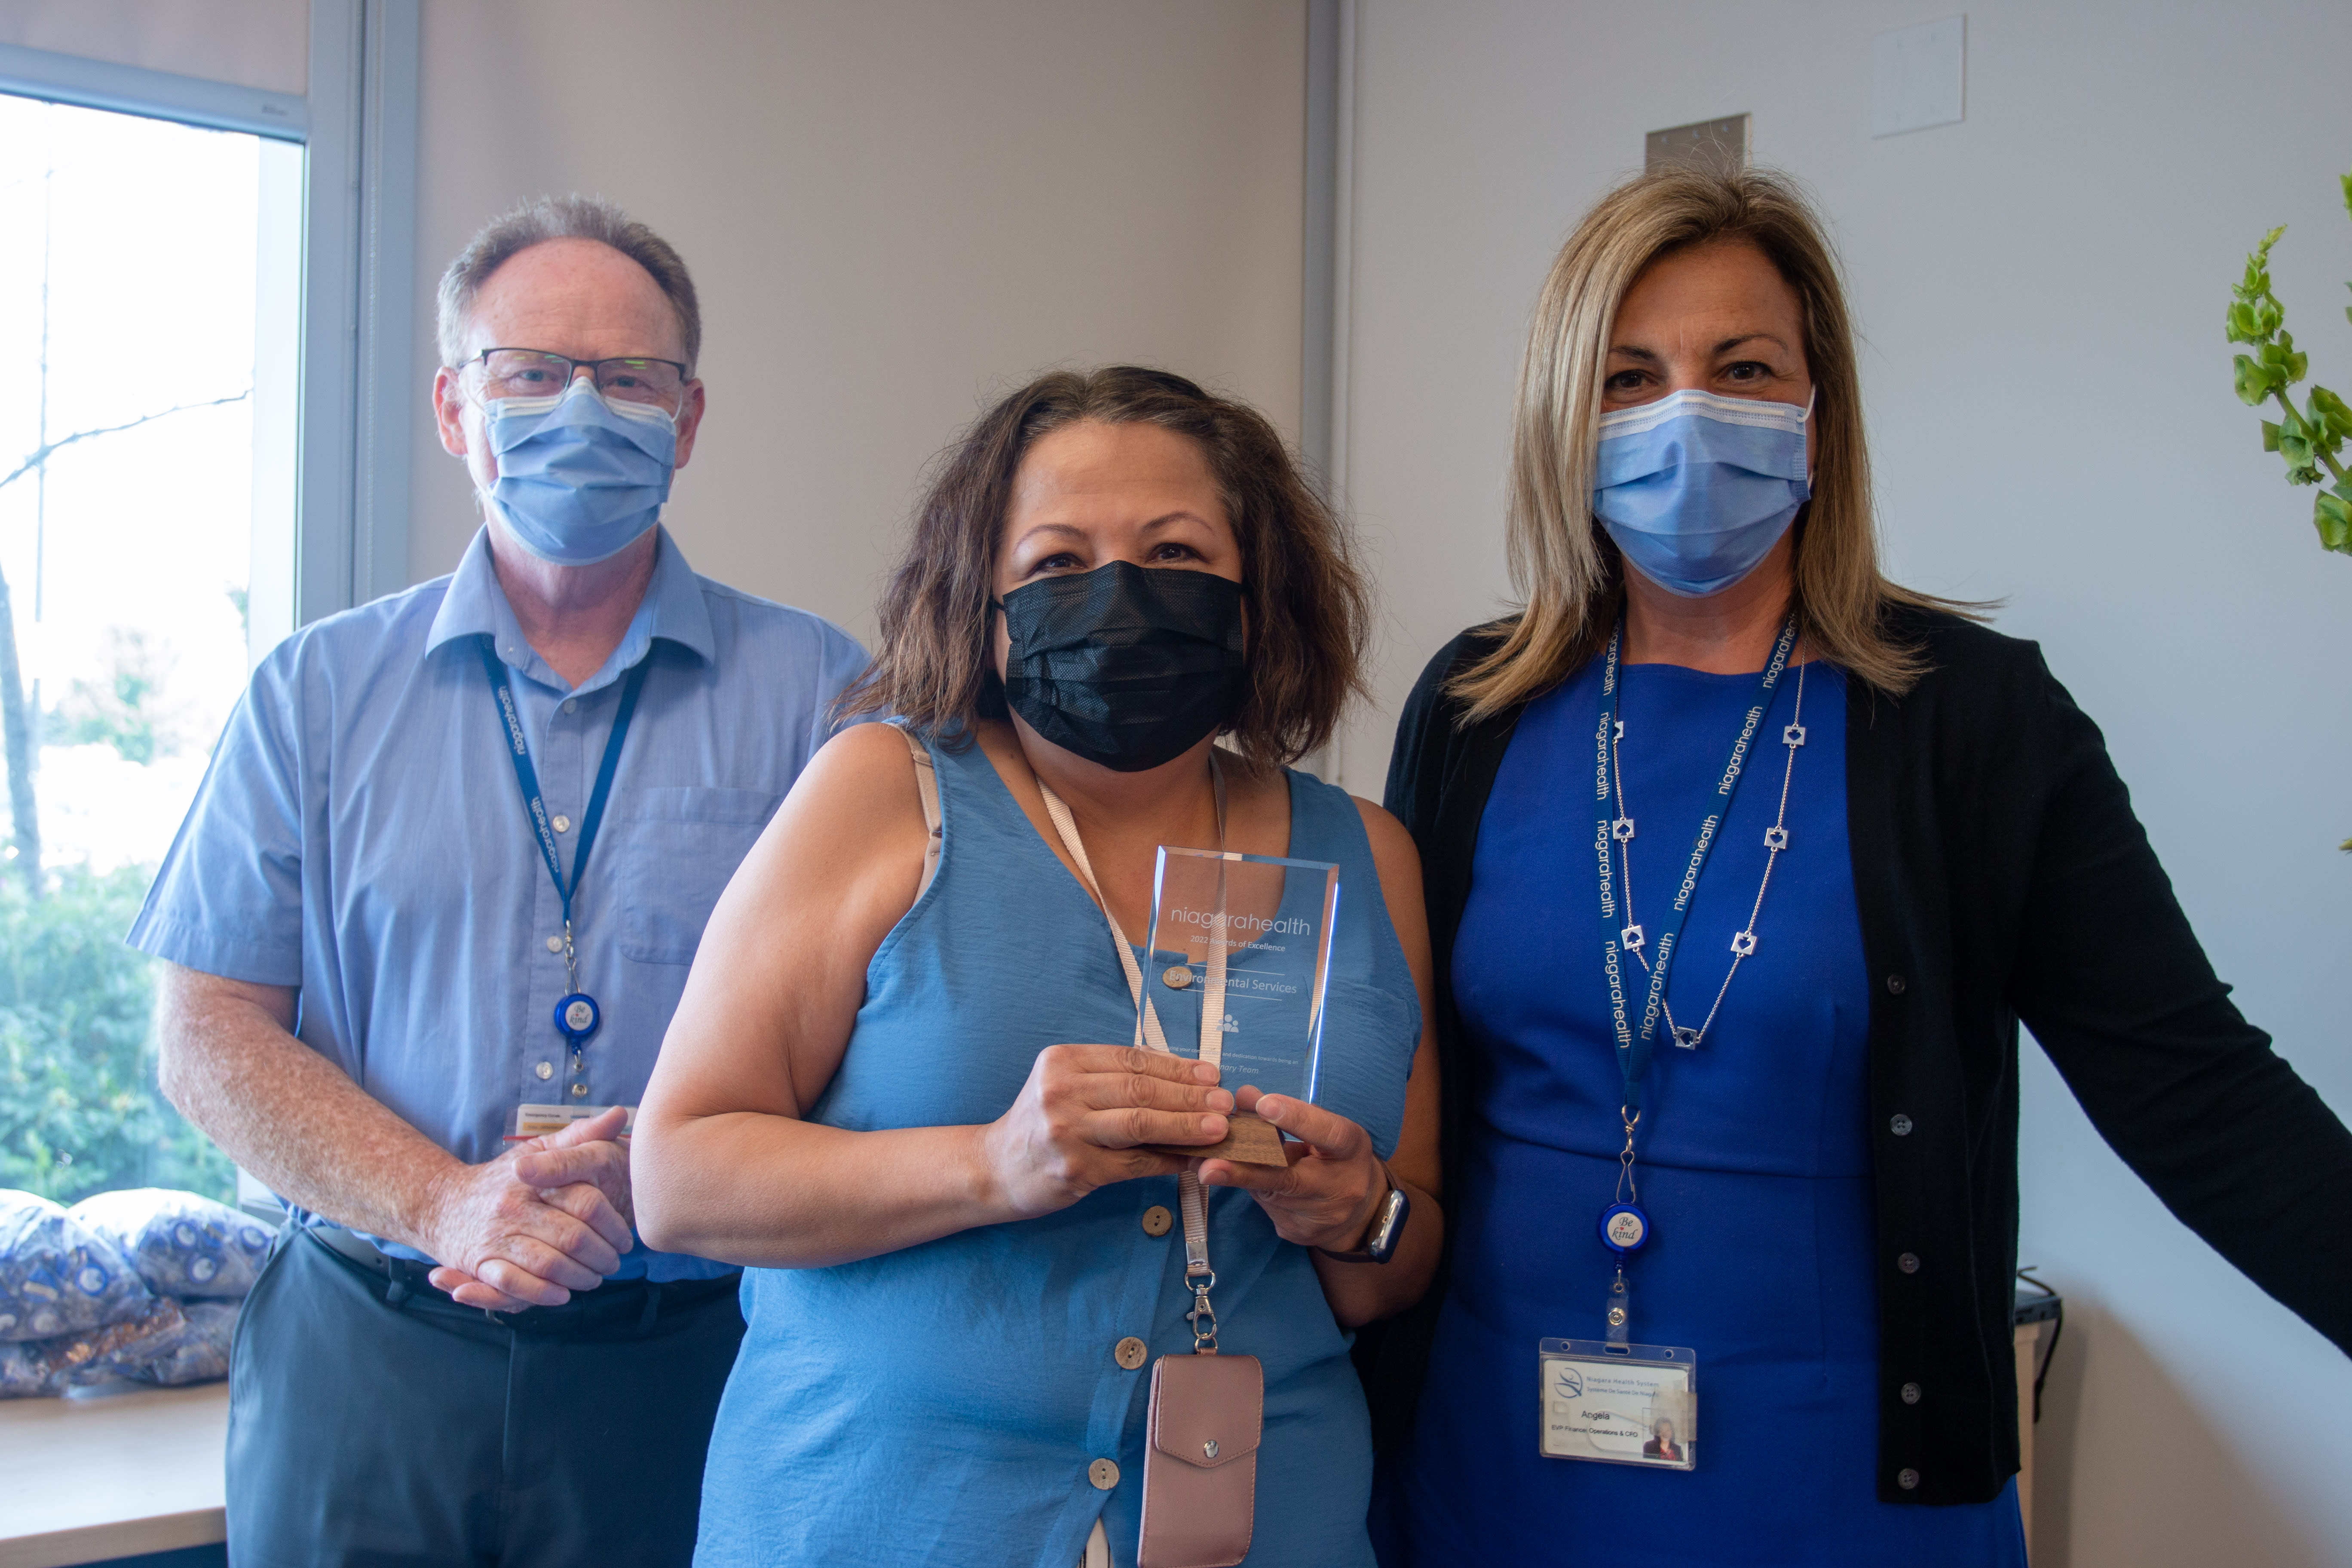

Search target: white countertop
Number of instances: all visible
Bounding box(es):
[0,1378,227,1568]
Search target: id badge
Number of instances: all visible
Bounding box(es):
[1538,1338,1697,1470]
[509,1102,636,1140]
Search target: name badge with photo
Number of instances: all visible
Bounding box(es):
[1538,1338,1697,1470]
[509,1102,637,1140]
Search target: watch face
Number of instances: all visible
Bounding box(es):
[1370,1186,1409,1262]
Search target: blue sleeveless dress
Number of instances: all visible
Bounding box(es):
[1384,659,2026,1566]
[696,732,1422,1568]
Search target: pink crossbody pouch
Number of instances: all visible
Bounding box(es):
[1138,1349,1263,1568]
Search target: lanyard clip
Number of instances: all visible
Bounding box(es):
[1605,1267,1632,1345]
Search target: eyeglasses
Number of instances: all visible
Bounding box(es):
[461,348,691,409]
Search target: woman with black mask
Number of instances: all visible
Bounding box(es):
[635,367,1442,1568]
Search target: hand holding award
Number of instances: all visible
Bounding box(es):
[1138,845,1338,1167]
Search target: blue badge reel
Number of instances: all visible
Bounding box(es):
[554,991,601,1046]
[1599,1203,1650,1255]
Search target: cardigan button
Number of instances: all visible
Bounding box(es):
[1885,973,1908,995]
[1890,1114,1914,1136]
[1898,1467,1920,1490]
[1900,1381,1922,1404]
[1089,1458,1121,1490]
[1897,1252,1921,1274]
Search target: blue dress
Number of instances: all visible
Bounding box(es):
[1385,658,2025,1566]
[696,733,1422,1568]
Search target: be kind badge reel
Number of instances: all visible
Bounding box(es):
[1537,1200,1698,1471]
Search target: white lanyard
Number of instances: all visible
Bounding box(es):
[1035,759,1229,1335]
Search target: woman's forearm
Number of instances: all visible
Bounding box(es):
[634,1111,1012,1269]
[1311,1178,1443,1329]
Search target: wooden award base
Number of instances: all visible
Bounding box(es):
[1145,1111,1290,1168]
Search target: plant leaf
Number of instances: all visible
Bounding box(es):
[2236,353,2278,405]
[2312,386,2352,445]
[2313,489,2352,552]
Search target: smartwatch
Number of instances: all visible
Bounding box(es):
[1318,1168,1411,1265]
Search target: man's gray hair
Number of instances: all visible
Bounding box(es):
[435,195,702,374]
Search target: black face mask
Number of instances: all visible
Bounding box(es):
[996,560,1247,772]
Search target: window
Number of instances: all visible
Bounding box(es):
[0,7,416,1220]
[0,95,302,1205]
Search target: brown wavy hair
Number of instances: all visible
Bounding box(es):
[839,366,1369,768]
[1453,165,1977,719]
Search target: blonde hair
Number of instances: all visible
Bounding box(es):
[1452,165,1967,718]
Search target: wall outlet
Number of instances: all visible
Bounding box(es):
[1871,15,1966,138]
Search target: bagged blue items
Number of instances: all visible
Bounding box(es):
[0,1297,188,1397]
[68,1188,274,1301]
[122,1299,238,1387]
[0,1190,152,1341]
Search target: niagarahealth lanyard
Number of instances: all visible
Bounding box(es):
[477,634,650,1075]
[1590,611,1798,1342]
[1036,757,1232,1350]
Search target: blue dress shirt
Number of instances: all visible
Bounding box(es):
[129,526,869,1280]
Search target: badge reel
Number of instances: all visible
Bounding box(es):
[1537,1201,1698,1471]
[555,990,601,1051]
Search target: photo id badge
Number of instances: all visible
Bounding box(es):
[508,1103,636,1141]
[1538,1338,1697,1470]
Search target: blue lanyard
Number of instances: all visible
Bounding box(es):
[1593,614,1798,1115]
[477,634,649,933]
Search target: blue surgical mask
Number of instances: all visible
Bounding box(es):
[481,376,680,566]
[1592,389,1812,597]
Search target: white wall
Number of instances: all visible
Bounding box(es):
[406,0,1307,652]
[1337,3,2352,1563]
[0,0,307,95]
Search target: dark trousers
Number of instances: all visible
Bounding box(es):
[226,1228,745,1567]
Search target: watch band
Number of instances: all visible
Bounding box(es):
[1317,1168,1410,1265]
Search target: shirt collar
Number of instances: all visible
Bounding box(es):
[426,525,716,694]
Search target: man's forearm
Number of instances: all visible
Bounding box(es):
[155,963,463,1256]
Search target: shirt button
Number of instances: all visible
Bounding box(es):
[552,815,572,834]
[546,936,565,953]
[1141,1205,1173,1237]
[1897,1467,1921,1490]
[1886,974,1908,995]
[1900,1381,1922,1405]
[1890,1114,1914,1136]
[570,1082,589,1099]
[563,698,578,714]
[1162,966,1192,990]
[1088,1458,1120,1490]
[1897,1252,1921,1274]
[535,1061,554,1081]
[1114,1336,1148,1371]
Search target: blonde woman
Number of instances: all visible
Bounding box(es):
[1363,168,2352,1564]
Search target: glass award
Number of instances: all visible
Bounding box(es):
[1138,846,1340,1168]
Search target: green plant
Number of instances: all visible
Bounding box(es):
[0,863,233,1205]
[2226,172,2352,550]
[46,628,177,766]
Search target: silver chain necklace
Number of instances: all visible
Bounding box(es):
[1608,661,1808,1050]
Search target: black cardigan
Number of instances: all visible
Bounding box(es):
[1358,605,2352,1505]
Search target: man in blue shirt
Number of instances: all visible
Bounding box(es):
[132,197,867,1566]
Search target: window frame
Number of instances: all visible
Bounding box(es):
[0,0,421,629]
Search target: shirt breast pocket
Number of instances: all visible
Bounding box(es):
[616,787,782,965]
